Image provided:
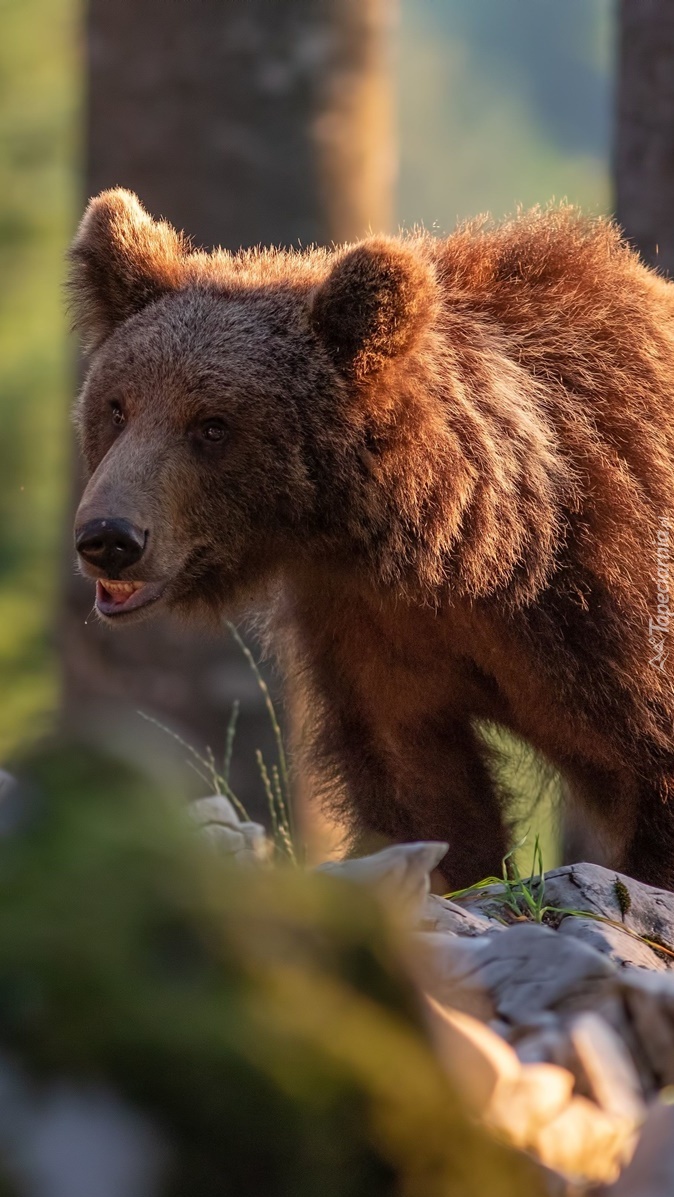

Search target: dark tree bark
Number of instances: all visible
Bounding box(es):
[61,0,396,812]
[563,0,674,868]
[615,0,674,272]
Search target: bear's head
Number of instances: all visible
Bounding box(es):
[70,190,440,623]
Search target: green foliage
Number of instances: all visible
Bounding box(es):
[0,741,546,1196]
[478,722,563,869]
[0,0,79,757]
[448,838,674,961]
[446,833,550,922]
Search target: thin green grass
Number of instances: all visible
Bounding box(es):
[446,834,674,959]
[139,624,298,864]
[137,627,671,964]
[226,622,295,848]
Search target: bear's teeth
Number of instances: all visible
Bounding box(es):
[104,581,144,595]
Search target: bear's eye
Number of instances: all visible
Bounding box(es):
[110,401,126,429]
[198,419,227,444]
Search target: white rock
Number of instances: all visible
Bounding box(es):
[475,924,617,1026]
[317,841,449,920]
[411,932,497,1021]
[237,821,269,858]
[569,1013,645,1125]
[540,864,674,973]
[559,915,669,972]
[513,1025,574,1068]
[422,893,506,937]
[198,824,246,854]
[425,999,597,1174]
[534,1096,636,1185]
[487,1062,575,1148]
[419,921,618,1028]
[188,795,243,828]
[621,971,674,1088]
[602,1101,674,1197]
[424,996,521,1112]
[188,795,269,862]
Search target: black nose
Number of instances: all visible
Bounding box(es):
[75,518,146,574]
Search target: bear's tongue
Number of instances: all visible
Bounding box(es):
[97,579,145,610]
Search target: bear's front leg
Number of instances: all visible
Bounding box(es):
[557,748,674,888]
[315,703,511,892]
[616,773,674,890]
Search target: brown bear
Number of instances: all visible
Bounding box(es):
[69,188,674,891]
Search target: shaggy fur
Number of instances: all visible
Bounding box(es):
[70,189,674,890]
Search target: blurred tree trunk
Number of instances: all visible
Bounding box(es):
[563,0,674,868]
[61,0,396,815]
[615,0,674,272]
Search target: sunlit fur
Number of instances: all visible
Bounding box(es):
[71,190,674,890]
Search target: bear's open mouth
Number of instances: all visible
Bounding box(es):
[96,578,166,619]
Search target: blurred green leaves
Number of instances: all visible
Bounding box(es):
[0,740,547,1196]
[0,0,79,756]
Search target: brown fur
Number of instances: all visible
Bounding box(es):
[70,189,674,890]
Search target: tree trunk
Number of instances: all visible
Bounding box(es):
[61,0,396,815]
[563,0,674,868]
[615,0,674,272]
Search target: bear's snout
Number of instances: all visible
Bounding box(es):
[75,517,146,575]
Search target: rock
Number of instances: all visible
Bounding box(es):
[412,932,497,1021]
[533,1096,635,1186]
[450,880,514,923]
[412,922,621,1049]
[542,864,674,973]
[422,892,507,937]
[424,997,522,1112]
[189,794,241,828]
[199,824,248,854]
[510,1025,573,1067]
[449,862,674,973]
[188,795,269,863]
[425,997,595,1179]
[559,913,668,972]
[568,1013,645,1124]
[620,971,674,1088]
[438,862,674,1096]
[599,1100,674,1197]
[458,923,616,1029]
[318,850,674,1187]
[425,985,637,1185]
[487,1062,575,1147]
[318,841,449,920]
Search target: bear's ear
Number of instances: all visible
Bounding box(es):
[68,189,188,352]
[311,239,438,379]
